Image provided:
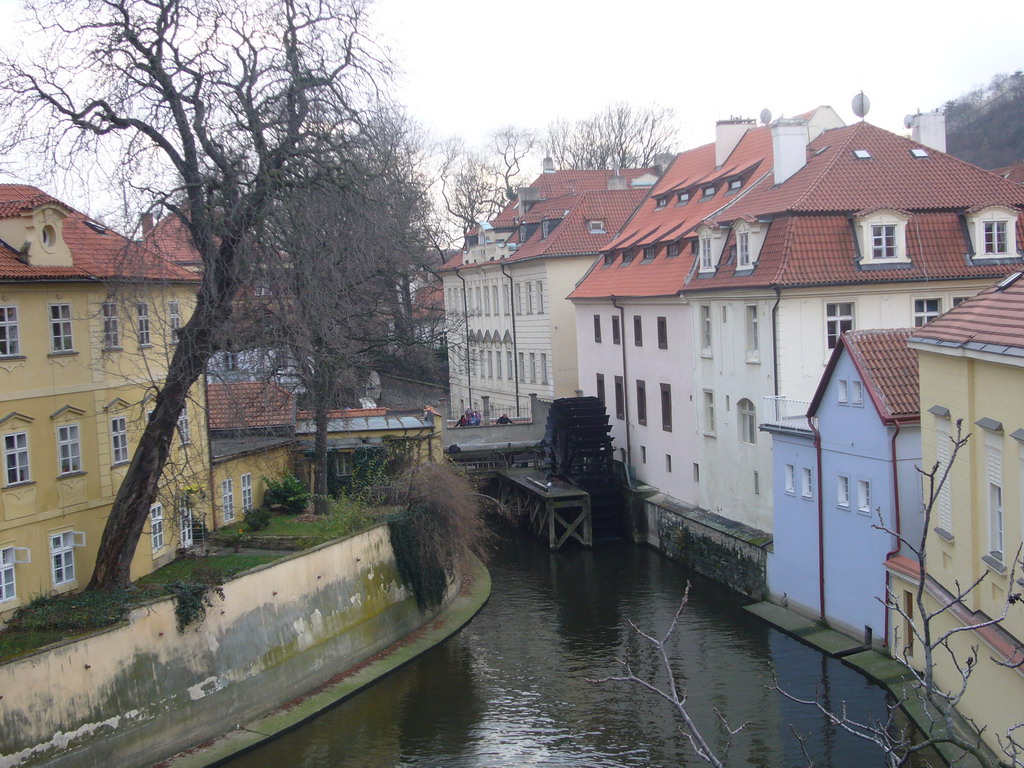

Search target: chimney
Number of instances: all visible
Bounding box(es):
[141,212,155,236]
[518,186,541,213]
[910,110,946,153]
[542,156,555,173]
[715,118,754,167]
[608,170,628,190]
[771,118,809,186]
[653,152,675,176]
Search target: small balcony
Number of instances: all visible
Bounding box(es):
[762,396,812,431]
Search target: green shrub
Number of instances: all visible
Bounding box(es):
[245,506,273,531]
[306,494,381,545]
[164,580,224,633]
[262,473,310,515]
[7,589,138,634]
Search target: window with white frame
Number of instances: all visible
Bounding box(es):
[102,302,120,348]
[837,475,850,507]
[935,418,953,533]
[851,380,864,406]
[703,390,716,435]
[502,287,510,315]
[515,284,523,314]
[241,473,253,513]
[784,464,795,494]
[983,220,1008,255]
[4,432,29,485]
[492,286,499,317]
[177,408,191,444]
[700,305,712,355]
[507,351,513,380]
[179,499,194,548]
[914,298,941,327]
[536,282,544,313]
[801,467,813,499]
[57,424,82,475]
[738,231,750,268]
[483,287,491,315]
[857,210,909,264]
[738,399,757,445]
[857,479,872,514]
[745,305,759,361]
[222,478,235,522]
[968,207,1017,258]
[0,306,19,357]
[529,352,537,383]
[518,352,525,382]
[0,546,28,602]
[541,353,548,385]
[871,225,897,259]
[826,302,854,349]
[986,436,1003,562]
[51,531,83,585]
[168,300,182,341]
[486,350,493,379]
[838,380,849,404]
[525,283,533,314]
[49,303,73,352]
[151,503,165,551]
[137,302,151,346]
[699,234,714,271]
[496,350,503,379]
[612,315,621,344]
[111,417,130,466]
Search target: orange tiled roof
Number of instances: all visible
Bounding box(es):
[146,214,202,267]
[0,184,197,283]
[989,164,1024,185]
[843,329,919,421]
[910,271,1024,354]
[207,381,295,430]
[296,407,386,420]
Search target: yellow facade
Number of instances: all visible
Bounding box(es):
[901,340,1024,751]
[0,193,207,620]
[211,443,293,527]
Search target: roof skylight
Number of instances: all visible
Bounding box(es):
[910,148,929,158]
[852,150,872,160]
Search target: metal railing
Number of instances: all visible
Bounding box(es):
[762,395,812,430]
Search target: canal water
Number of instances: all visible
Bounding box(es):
[222,528,891,767]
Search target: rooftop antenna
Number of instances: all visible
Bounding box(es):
[759,108,772,125]
[851,91,871,121]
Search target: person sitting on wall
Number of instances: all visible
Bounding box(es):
[496,414,512,425]
[456,414,468,427]
[468,410,481,426]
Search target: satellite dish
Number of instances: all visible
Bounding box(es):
[851,92,871,120]
[903,114,915,129]
[759,108,772,125]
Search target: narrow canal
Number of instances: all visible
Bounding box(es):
[223,527,891,767]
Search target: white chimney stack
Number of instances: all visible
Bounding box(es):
[772,118,809,186]
[911,110,946,153]
[715,119,754,167]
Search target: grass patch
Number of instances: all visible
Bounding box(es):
[137,553,281,585]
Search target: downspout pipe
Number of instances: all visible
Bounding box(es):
[772,287,782,397]
[455,269,472,411]
[883,420,905,649]
[809,413,825,620]
[612,297,632,485]
[500,262,521,417]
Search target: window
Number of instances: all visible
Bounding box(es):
[660,383,672,432]
[655,196,667,210]
[871,224,897,259]
[515,284,522,314]
[611,315,621,345]
[596,373,606,405]
[641,446,647,463]
[703,390,716,435]
[177,408,191,444]
[702,185,715,198]
[676,191,690,205]
[137,302,151,346]
[51,531,81,585]
[0,306,19,357]
[4,432,29,485]
[636,380,647,425]
[699,234,713,271]
[222,478,235,522]
[935,418,953,532]
[151,503,165,551]
[526,282,534,314]
[913,298,941,326]
[507,351,513,380]
[486,351,493,379]
[594,314,602,343]
[987,439,1004,561]
[851,380,864,406]
[529,352,537,383]
[700,305,712,355]
[838,475,850,507]
[56,425,81,475]
[857,479,872,514]
[518,352,525,382]
[614,376,624,420]
[502,287,510,315]
[622,248,635,264]
[493,286,500,316]
[694,463,700,482]
[801,467,813,499]
[179,499,194,548]
[633,316,643,346]
[102,302,120,348]
[49,303,73,352]
[483,287,491,315]
[642,246,656,260]
[496,351,502,379]
[826,302,854,349]
[666,455,672,473]
[838,380,849,404]
[784,464,795,494]
[241,473,253,513]
[109,417,129,465]
[168,300,182,341]
[588,220,605,234]
[540,353,548,385]
[738,231,750,268]
[983,220,1008,255]
[753,471,760,495]
[657,317,667,349]
[0,546,28,602]
[667,242,681,258]
[745,305,759,362]
[535,282,544,314]
[738,399,757,445]
[603,252,616,267]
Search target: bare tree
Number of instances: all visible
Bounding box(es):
[0,0,385,588]
[546,102,677,170]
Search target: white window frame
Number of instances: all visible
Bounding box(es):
[700,305,712,356]
[50,531,84,586]
[57,423,82,475]
[151,503,165,551]
[540,353,548,385]
[177,408,191,445]
[913,297,941,327]
[826,302,854,349]
[699,234,714,271]
[936,418,953,533]
[0,305,19,357]
[851,380,864,406]
[738,399,757,445]
[784,464,795,495]
[968,208,1017,259]
[102,302,120,349]
[702,390,716,436]
[526,282,534,314]
[801,467,813,499]
[4,431,30,486]
[536,281,544,313]
[837,475,850,508]
[496,350,503,380]
[507,351,513,380]
[857,210,909,264]
[49,303,73,353]
[168,300,182,342]
[871,224,897,260]
[179,499,194,549]
[1,546,29,602]
[987,436,1004,562]
[857,479,872,514]
[529,352,537,383]
[983,220,1008,255]
[518,352,525,383]
[222,478,235,523]
[137,302,151,346]
[838,379,849,404]
[241,473,253,513]
[745,304,759,362]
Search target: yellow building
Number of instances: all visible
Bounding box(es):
[897,272,1024,753]
[0,185,207,620]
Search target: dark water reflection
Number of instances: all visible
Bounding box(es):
[222,528,889,767]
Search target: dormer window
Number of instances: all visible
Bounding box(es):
[728,178,742,192]
[588,220,606,234]
[622,248,635,264]
[702,185,715,199]
[855,209,910,266]
[676,191,690,205]
[738,231,750,266]
[667,242,681,258]
[655,196,667,210]
[41,225,56,249]
[642,246,656,261]
[603,252,616,266]
[966,206,1017,260]
[871,224,897,259]
[732,220,764,270]
[541,220,551,239]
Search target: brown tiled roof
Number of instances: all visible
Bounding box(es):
[910,272,1024,355]
[0,184,198,283]
[146,214,202,267]
[844,329,919,420]
[990,164,1024,185]
[296,407,386,420]
[207,381,295,430]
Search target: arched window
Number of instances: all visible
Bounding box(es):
[738,398,757,445]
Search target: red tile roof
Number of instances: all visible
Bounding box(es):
[296,407,386,420]
[207,381,296,430]
[844,329,919,421]
[145,214,202,267]
[0,184,198,283]
[910,271,1024,354]
[990,164,1024,185]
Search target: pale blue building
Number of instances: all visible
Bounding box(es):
[765,329,922,647]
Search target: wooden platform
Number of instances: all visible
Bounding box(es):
[496,468,592,549]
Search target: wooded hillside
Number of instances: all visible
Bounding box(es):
[943,71,1024,169]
